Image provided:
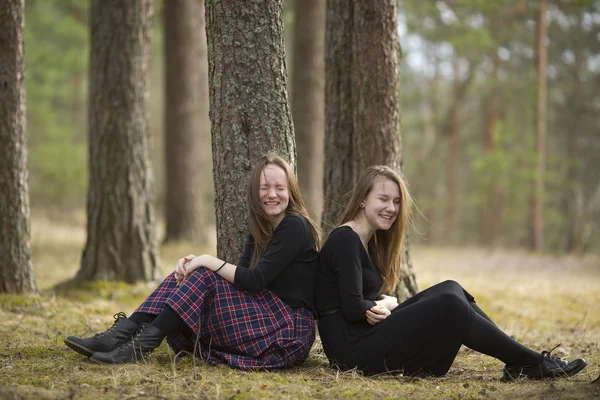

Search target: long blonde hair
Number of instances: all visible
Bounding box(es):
[246,151,321,268]
[339,165,413,293]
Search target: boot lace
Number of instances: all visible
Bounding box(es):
[541,343,567,368]
[94,312,127,339]
[118,323,151,357]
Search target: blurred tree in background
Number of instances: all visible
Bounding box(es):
[290,0,326,224]
[162,0,211,244]
[77,0,158,282]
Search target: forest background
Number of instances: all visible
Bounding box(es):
[24,0,600,253]
[1,0,599,399]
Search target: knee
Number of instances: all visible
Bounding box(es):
[435,292,468,314]
[439,280,463,291]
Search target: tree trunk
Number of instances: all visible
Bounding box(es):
[163,0,211,243]
[563,11,584,253]
[446,85,459,245]
[324,0,417,299]
[205,0,296,263]
[78,0,158,283]
[291,0,325,223]
[0,0,36,294]
[480,89,500,247]
[530,0,547,251]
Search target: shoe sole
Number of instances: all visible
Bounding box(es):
[502,359,588,382]
[64,338,94,357]
[89,355,112,365]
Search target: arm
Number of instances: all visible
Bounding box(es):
[234,215,307,293]
[332,235,377,323]
[176,237,254,285]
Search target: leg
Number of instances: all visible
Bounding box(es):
[90,269,218,364]
[463,312,542,366]
[469,302,496,325]
[464,304,588,381]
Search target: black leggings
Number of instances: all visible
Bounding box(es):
[129,307,193,337]
[465,298,543,366]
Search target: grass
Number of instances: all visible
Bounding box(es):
[1,214,599,399]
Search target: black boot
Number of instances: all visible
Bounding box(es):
[64,312,138,357]
[89,323,166,365]
[502,344,587,381]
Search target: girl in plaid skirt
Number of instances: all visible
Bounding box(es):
[65,152,320,368]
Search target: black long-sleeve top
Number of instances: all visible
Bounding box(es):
[315,226,383,322]
[234,213,318,311]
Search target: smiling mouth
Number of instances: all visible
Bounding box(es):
[379,214,394,220]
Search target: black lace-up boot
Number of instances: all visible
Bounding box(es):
[502,344,588,381]
[64,312,139,357]
[89,323,166,364]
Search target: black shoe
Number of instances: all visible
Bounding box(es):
[89,323,166,365]
[502,344,588,381]
[64,312,139,357]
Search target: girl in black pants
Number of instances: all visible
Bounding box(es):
[315,165,587,380]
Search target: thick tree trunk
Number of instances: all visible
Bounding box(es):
[0,0,36,294]
[291,0,325,223]
[205,0,296,262]
[530,0,547,251]
[163,0,211,243]
[324,0,417,299]
[78,0,158,283]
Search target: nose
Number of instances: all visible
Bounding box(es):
[267,187,277,198]
[385,200,395,211]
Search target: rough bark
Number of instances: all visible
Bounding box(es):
[530,0,547,251]
[291,0,325,223]
[163,0,211,243]
[0,0,36,294]
[324,0,417,299]
[205,0,296,262]
[78,0,158,282]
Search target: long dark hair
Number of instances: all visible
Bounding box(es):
[246,151,321,268]
[339,165,413,293]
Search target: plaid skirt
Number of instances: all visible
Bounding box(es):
[135,269,315,369]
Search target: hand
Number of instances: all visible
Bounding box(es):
[366,304,390,325]
[175,254,196,285]
[379,294,399,312]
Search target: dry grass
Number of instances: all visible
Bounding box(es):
[1,216,599,399]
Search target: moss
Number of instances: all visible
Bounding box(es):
[0,294,43,311]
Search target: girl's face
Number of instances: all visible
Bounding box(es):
[361,177,400,232]
[259,164,290,224]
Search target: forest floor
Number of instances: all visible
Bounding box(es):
[1,214,599,399]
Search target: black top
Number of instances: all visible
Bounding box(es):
[315,226,383,322]
[234,213,318,311]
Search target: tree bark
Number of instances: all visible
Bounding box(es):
[324,0,417,299]
[0,0,36,294]
[163,0,211,243]
[78,0,158,282]
[291,0,325,223]
[530,0,547,251]
[205,0,296,263]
